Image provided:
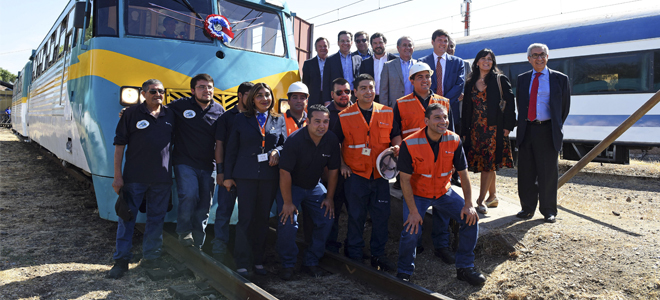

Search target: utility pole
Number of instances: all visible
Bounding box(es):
[461,0,472,36]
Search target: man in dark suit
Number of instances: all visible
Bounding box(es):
[515,43,571,223]
[302,37,329,106]
[351,31,373,60]
[322,30,362,103]
[359,32,398,104]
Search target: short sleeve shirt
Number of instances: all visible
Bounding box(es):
[279,127,341,189]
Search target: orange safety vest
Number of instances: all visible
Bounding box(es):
[396,93,450,139]
[404,128,460,199]
[339,102,394,179]
[285,111,307,136]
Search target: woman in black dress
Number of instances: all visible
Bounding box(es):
[461,49,516,214]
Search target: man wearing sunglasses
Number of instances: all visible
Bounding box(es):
[108,79,176,279]
[351,31,373,60]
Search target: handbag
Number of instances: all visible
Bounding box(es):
[497,74,506,113]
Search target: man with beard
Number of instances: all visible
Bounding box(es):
[351,31,373,60]
[359,32,398,104]
[168,74,224,249]
[303,37,329,106]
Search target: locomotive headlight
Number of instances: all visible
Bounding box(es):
[120,87,143,106]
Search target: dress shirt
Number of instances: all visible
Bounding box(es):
[400,59,414,95]
[340,52,355,89]
[318,57,326,91]
[433,52,448,92]
[373,54,388,95]
[529,67,551,121]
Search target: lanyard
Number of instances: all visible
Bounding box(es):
[257,115,268,153]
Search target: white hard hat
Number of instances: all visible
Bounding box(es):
[376,148,399,180]
[287,81,309,96]
[409,62,434,79]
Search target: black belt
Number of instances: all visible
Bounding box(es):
[527,119,550,125]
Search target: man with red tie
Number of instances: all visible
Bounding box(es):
[515,43,571,223]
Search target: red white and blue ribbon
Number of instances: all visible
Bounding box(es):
[204,14,234,42]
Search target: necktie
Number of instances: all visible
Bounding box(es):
[436,57,443,96]
[257,112,267,127]
[528,72,542,121]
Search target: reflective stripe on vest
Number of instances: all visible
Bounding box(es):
[285,113,307,137]
[404,128,460,199]
[396,93,450,139]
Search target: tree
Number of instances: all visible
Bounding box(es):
[0,68,17,83]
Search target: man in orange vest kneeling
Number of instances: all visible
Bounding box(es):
[395,103,485,285]
[332,74,402,271]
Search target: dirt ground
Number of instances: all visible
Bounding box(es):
[2,126,660,300]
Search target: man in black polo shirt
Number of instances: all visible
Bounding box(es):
[276,104,341,280]
[168,74,225,248]
[108,79,175,279]
[211,81,253,261]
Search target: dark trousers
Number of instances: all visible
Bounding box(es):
[325,175,347,252]
[233,178,278,269]
[212,185,236,255]
[344,174,390,259]
[517,122,559,217]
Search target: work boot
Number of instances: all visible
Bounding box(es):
[107,258,129,279]
[457,267,486,286]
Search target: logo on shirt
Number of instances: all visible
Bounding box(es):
[183,110,196,119]
[321,154,331,157]
[136,120,150,129]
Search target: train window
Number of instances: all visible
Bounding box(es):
[50,32,58,65]
[547,58,569,76]
[654,51,660,91]
[125,0,212,42]
[506,62,530,96]
[573,52,650,94]
[219,0,286,56]
[58,19,68,58]
[95,0,118,36]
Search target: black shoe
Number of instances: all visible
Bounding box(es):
[416,245,425,255]
[302,265,324,278]
[457,267,486,286]
[544,215,556,223]
[141,257,169,269]
[396,272,411,282]
[451,177,462,187]
[107,258,129,279]
[280,267,294,281]
[516,210,534,219]
[178,232,194,247]
[370,255,396,271]
[253,265,267,276]
[236,268,251,278]
[434,247,456,265]
[392,180,401,190]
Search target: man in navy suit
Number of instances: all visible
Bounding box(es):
[515,43,571,223]
[302,37,329,106]
[322,30,362,103]
[359,32,398,104]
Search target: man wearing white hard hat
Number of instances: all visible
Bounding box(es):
[392,61,456,264]
[284,82,309,136]
[395,103,484,286]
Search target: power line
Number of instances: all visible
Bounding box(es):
[316,0,414,27]
[0,49,33,56]
[307,0,365,20]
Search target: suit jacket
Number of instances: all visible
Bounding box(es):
[359,53,398,78]
[515,68,571,152]
[302,56,324,106]
[419,54,465,104]
[379,57,417,107]
[322,51,362,103]
[225,113,287,181]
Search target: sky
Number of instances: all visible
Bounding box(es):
[1,0,658,77]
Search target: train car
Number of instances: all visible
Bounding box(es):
[11,56,33,136]
[12,0,301,222]
[412,9,660,164]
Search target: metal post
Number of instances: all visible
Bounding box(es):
[558,90,660,188]
[462,0,472,36]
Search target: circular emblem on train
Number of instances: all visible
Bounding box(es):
[183,110,196,119]
[136,120,150,129]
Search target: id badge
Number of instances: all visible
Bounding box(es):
[361,148,371,156]
[257,153,268,162]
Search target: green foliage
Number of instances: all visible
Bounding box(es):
[0,68,17,83]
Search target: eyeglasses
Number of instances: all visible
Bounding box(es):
[335,89,351,96]
[148,89,165,95]
[530,53,547,59]
[355,38,368,44]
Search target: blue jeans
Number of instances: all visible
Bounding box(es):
[174,164,214,248]
[431,207,451,249]
[276,182,333,268]
[113,182,171,260]
[344,174,390,259]
[212,184,236,255]
[397,188,478,275]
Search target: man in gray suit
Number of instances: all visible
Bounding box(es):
[379,36,416,107]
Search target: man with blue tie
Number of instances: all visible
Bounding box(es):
[323,31,363,103]
[515,43,571,223]
[302,37,329,106]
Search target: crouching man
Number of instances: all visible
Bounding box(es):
[395,103,485,285]
[108,79,175,279]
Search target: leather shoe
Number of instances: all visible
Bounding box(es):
[107,258,129,279]
[280,267,294,281]
[516,210,534,219]
[457,267,486,286]
[371,255,396,271]
[396,272,411,282]
[544,215,556,223]
[302,265,324,278]
[434,247,456,265]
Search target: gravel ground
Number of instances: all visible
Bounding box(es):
[2,126,660,300]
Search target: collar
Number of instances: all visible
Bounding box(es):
[302,124,328,145]
[318,56,326,62]
[286,110,307,122]
[532,67,549,77]
[433,52,448,64]
[413,91,433,103]
[139,102,166,117]
[339,51,350,59]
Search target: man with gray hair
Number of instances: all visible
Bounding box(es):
[379,36,416,107]
[515,43,571,223]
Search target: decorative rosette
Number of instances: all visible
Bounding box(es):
[204,14,234,42]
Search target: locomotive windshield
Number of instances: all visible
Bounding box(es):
[218,0,286,56]
[125,0,213,42]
